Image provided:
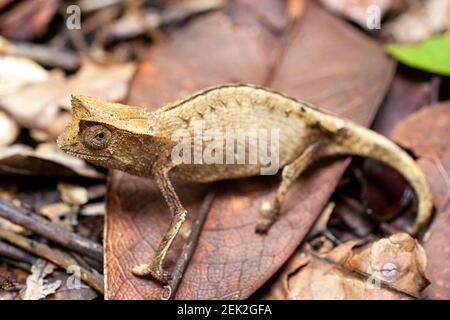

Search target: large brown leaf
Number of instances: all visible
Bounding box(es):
[105,2,394,299]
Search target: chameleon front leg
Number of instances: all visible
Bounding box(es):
[256,141,323,233]
[131,167,187,284]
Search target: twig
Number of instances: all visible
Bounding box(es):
[8,41,79,70]
[0,199,103,262]
[162,187,216,300]
[0,228,104,294]
[0,240,36,264]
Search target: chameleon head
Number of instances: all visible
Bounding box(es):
[57,95,151,172]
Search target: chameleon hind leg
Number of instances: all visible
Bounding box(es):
[255,142,322,233]
[132,168,186,284]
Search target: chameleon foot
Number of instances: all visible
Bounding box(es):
[131,263,172,284]
[255,200,278,233]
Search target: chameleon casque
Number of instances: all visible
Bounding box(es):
[57,84,433,284]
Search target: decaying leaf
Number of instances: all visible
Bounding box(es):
[0,110,19,147]
[392,102,450,160]
[264,233,428,299]
[0,143,103,178]
[383,0,450,43]
[20,259,61,300]
[371,71,435,136]
[423,211,450,299]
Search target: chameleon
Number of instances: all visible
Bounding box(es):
[57,84,433,284]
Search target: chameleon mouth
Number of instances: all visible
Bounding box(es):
[63,150,112,162]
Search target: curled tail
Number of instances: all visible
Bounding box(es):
[318,115,433,235]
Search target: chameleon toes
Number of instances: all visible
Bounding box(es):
[131,264,172,284]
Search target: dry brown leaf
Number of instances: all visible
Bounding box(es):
[383,0,450,43]
[0,61,136,136]
[58,61,136,110]
[0,70,67,131]
[20,259,61,300]
[57,183,89,206]
[392,102,450,159]
[371,72,435,136]
[0,143,103,178]
[423,210,450,299]
[264,233,428,299]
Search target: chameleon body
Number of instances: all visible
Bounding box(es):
[57,84,433,284]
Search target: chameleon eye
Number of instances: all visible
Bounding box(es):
[82,125,112,150]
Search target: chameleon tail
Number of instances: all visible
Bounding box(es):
[323,120,433,235]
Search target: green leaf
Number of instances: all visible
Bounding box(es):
[387,34,450,76]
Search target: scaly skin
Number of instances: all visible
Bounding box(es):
[57,84,433,284]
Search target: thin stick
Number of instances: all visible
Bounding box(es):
[0,199,103,262]
[162,188,216,300]
[0,240,36,264]
[8,42,79,70]
[0,228,104,294]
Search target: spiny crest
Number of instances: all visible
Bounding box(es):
[71,95,151,134]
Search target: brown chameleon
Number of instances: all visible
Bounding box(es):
[57,84,433,284]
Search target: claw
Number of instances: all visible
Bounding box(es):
[131,263,172,284]
[255,200,276,233]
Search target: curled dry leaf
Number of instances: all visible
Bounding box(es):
[383,0,450,43]
[0,143,103,178]
[20,259,61,300]
[264,233,428,300]
[0,110,19,147]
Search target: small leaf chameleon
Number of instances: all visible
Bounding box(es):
[57,84,433,284]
